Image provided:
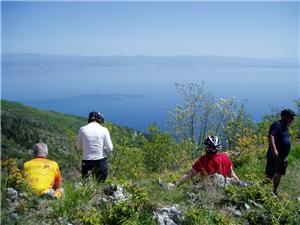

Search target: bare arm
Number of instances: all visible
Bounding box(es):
[229,166,239,181]
[268,134,278,158]
[172,169,197,188]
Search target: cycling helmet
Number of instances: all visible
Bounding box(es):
[88,111,104,124]
[204,136,222,154]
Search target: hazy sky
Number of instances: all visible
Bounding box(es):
[2,1,299,58]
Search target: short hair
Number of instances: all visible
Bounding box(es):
[32,143,48,157]
[281,109,296,118]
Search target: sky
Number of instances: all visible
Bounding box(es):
[2,1,299,58]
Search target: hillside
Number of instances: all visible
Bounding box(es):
[1,100,300,225]
[1,100,138,179]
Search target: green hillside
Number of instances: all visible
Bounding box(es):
[1,100,300,225]
[1,100,138,179]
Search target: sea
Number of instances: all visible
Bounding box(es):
[2,54,299,131]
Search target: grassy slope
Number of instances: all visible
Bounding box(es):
[1,100,300,224]
[1,99,136,178]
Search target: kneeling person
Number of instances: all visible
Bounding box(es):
[23,143,63,198]
[168,136,239,189]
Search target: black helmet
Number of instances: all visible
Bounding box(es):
[88,111,104,124]
[204,136,222,154]
[281,109,296,118]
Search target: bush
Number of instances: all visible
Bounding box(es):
[184,207,237,225]
[226,179,300,225]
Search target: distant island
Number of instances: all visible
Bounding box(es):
[2,53,299,68]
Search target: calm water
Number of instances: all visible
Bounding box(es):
[2,61,299,130]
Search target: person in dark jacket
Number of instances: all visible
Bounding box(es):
[265,109,296,194]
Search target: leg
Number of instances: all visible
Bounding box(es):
[265,156,277,180]
[272,173,282,194]
[272,158,288,194]
[95,158,108,182]
[82,160,92,180]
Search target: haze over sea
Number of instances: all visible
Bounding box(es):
[2,54,299,131]
[2,1,299,130]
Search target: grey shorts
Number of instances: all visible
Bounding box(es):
[265,156,288,177]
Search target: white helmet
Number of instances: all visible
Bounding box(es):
[204,136,222,154]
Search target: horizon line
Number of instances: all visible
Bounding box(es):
[2,52,299,60]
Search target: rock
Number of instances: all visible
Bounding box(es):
[57,216,73,225]
[6,188,18,202]
[154,204,184,225]
[11,213,18,220]
[238,180,252,187]
[112,185,132,202]
[211,173,237,188]
[164,218,177,225]
[211,173,253,188]
[226,207,242,217]
[103,184,132,203]
[244,203,250,210]
[234,209,242,217]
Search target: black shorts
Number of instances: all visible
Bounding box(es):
[82,158,108,182]
[265,156,288,178]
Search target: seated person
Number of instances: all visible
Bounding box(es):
[168,136,239,189]
[23,143,63,198]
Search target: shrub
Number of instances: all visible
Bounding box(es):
[184,207,237,225]
[226,179,300,225]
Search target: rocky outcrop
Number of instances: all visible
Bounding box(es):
[154,204,184,225]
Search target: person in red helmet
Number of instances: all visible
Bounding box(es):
[168,136,239,190]
[77,111,113,182]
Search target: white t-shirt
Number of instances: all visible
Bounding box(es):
[76,122,113,160]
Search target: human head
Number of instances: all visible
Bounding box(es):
[88,111,104,124]
[204,136,222,154]
[32,143,48,158]
[281,109,296,126]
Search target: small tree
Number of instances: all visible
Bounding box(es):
[197,91,216,149]
[223,100,254,148]
[142,124,174,172]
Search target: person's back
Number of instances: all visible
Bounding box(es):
[23,158,61,195]
[193,152,233,177]
[78,121,112,160]
[167,136,239,190]
[77,111,113,182]
[23,143,63,198]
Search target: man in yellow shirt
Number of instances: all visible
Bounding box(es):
[23,143,63,198]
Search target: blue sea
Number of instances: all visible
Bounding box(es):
[2,55,299,131]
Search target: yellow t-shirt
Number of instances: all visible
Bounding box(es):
[23,158,62,195]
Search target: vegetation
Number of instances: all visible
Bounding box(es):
[1,88,300,224]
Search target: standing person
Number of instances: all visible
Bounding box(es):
[265,109,296,194]
[77,111,113,182]
[23,143,64,198]
[168,136,239,189]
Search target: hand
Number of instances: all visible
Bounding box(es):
[167,182,176,190]
[273,150,279,158]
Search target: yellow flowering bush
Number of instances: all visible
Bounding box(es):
[1,158,25,188]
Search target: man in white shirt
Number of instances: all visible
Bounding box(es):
[77,111,113,182]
